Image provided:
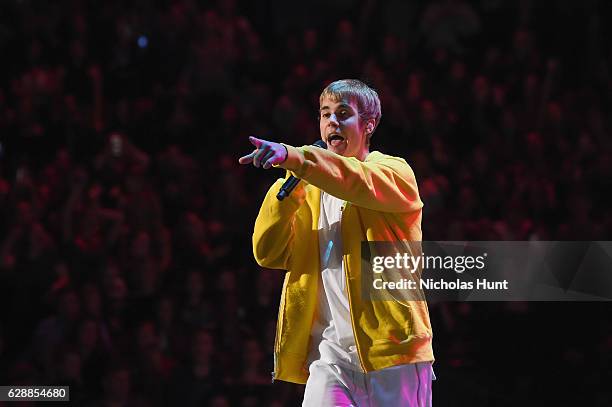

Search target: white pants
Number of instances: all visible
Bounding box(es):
[302,361,435,407]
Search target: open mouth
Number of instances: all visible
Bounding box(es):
[328,134,345,147]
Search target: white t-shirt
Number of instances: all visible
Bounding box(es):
[307,191,361,370]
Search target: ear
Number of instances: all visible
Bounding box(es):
[364,120,375,147]
[365,119,375,135]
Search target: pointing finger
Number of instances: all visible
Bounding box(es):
[249,136,263,148]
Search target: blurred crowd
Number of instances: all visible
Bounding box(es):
[0,0,610,406]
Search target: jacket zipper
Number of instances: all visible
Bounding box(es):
[341,202,367,373]
[271,320,279,383]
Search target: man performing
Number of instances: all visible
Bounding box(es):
[239,79,435,406]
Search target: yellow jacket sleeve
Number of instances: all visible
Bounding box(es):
[252,174,306,269]
[280,144,423,213]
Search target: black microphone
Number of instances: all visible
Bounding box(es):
[276,140,327,201]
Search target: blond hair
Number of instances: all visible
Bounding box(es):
[319,79,382,135]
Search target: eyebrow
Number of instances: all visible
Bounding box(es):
[319,103,353,112]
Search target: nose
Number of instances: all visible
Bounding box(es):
[328,113,339,126]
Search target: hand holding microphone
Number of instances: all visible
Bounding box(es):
[238,136,327,200]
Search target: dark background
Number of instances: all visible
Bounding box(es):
[0,0,611,405]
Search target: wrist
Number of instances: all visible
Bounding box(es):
[277,144,304,173]
[281,144,288,164]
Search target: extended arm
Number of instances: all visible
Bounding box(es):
[280,144,422,213]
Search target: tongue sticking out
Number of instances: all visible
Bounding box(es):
[329,136,344,147]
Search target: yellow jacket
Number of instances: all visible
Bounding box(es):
[253,144,434,384]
